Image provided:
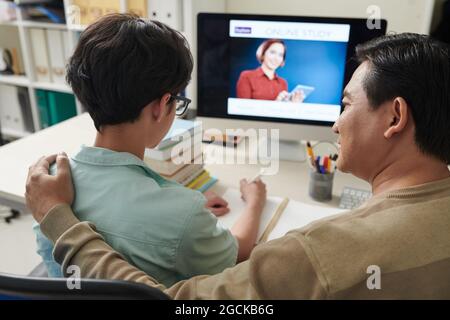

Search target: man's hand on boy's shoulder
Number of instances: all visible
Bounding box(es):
[25,153,75,223]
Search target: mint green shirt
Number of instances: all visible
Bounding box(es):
[34,146,238,286]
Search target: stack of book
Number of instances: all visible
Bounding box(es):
[144,119,218,193]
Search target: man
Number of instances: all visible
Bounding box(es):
[26,33,450,299]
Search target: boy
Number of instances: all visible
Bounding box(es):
[34,14,266,286]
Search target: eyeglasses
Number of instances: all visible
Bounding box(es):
[169,95,192,117]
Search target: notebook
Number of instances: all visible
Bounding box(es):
[219,188,346,243]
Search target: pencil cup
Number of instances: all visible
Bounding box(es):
[308,170,334,202]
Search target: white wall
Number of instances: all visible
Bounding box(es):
[225,0,436,34]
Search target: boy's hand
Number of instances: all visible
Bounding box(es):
[239,178,267,212]
[204,190,230,217]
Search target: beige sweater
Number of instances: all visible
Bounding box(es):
[40,177,450,299]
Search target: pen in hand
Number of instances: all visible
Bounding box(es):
[250,168,269,182]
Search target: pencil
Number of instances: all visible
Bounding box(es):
[258,197,290,244]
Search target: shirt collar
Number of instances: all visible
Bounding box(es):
[257,67,279,80]
[72,145,161,179]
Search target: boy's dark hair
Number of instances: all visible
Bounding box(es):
[355,33,450,164]
[67,14,193,131]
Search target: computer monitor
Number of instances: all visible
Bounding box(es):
[196,13,387,160]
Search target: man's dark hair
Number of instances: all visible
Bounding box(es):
[355,33,450,164]
[67,14,193,131]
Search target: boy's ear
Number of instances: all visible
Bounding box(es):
[152,93,172,123]
[384,97,409,139]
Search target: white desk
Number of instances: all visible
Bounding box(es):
[0,114,97,212]
[0,113,369,274]
[0,113,369,209]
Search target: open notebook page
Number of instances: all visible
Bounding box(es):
[268,200,346,242]
[219,188,346,242]
[219,188,284,241]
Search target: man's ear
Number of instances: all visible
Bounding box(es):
[152,93,172,123]
[384,97,409,139]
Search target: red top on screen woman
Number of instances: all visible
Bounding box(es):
[236,39,288,101]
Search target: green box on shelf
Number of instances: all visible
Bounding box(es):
[47,91,77,125]
[36,89,50,129]
[36,89,77,128]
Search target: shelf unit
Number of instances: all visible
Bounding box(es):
[2,127,32,139]
[0,0,226,140]
[0,74,30,87]
[0,4,79,139]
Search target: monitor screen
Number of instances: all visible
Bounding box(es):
[197,13,387,127]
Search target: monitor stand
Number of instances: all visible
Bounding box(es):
[258,137,307,162]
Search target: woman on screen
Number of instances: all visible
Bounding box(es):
[236,39,303,102]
